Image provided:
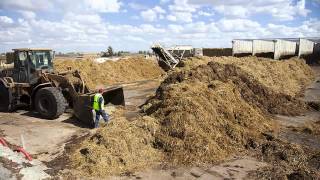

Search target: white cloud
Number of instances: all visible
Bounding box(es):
[0,0,54,11]
[129,2,148,10]
[217,18,261,32]
[168,12,193,23]
[141,9,158,22]
[83,0,121,13]
[168,24,183,33]
[153,6,166,14]
[267,19,320,37]
[167,15,177,22]
[160,0,172,4]
[1,14,319,52]
[214,5,248,18]
[19,10,36,19]
[167,0,198,23]
[124,35,146,42]
[140,24,166,34]
[140,6,166,22]
[0,0,318,52]
[187,0,310,21]
[63,13,102,25]
[0,0,122,14]
[198,10,214,17]
[0,16,14,24]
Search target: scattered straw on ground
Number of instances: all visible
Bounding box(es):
[54,56,164,89]
[248,137,320,179]
[290,120,320,136]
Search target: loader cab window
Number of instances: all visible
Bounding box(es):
[14,51,28,68]
[29,51,53,69]
[18,52,27,62]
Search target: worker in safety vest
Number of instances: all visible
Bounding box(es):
[93,89,109,128]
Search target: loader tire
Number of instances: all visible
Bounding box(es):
[0,81,10,112]
[35,87,66,119]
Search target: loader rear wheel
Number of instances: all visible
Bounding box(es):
[35,87,66,119]
[0,81,10,112]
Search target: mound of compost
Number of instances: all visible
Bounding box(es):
[182,56,314,97]
[143,60,310,165]
[54,56,164,89]
[71,112,162,177]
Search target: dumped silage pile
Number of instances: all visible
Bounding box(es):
[182,56,314,97]
[69,56,314,177]
[142,58,312,165]
[71,110,162,176]
[54,56,164,89]
[145,80,273,165]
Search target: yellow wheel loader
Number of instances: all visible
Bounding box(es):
[0,48,124,127]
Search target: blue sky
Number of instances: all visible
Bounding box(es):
[0,0,319,53]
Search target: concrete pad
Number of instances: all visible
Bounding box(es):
[0,111,88,161]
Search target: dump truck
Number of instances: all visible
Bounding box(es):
[0,48,125,127]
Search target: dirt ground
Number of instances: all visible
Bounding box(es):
[0,61,319,179]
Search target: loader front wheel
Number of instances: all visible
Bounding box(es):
[0,81,10,112]
[35,87,66,119]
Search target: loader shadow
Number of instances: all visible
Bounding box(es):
[61,116,92,129]
[20,110,42,118]
[20,111,92,129]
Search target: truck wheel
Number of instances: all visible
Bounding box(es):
[0,81,10,112]
[35,87,66,119]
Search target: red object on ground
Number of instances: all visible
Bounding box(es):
[15,147,32,161]
[0,137,8,147]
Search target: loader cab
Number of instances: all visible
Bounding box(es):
[12,48,54,84]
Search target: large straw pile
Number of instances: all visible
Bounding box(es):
[146,80,273,165]
[54,56,164,89]
[143,59,311,165]
[69,56,314,176]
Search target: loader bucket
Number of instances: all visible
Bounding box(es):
[73,86,125,127]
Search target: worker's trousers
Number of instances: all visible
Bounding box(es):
[94,110,109,128]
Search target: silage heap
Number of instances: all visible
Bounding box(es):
[70,57,314,176]
[182,56,314,97]
[54,56,164,89]
[143,58,313,165]
[71,112,163,176]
